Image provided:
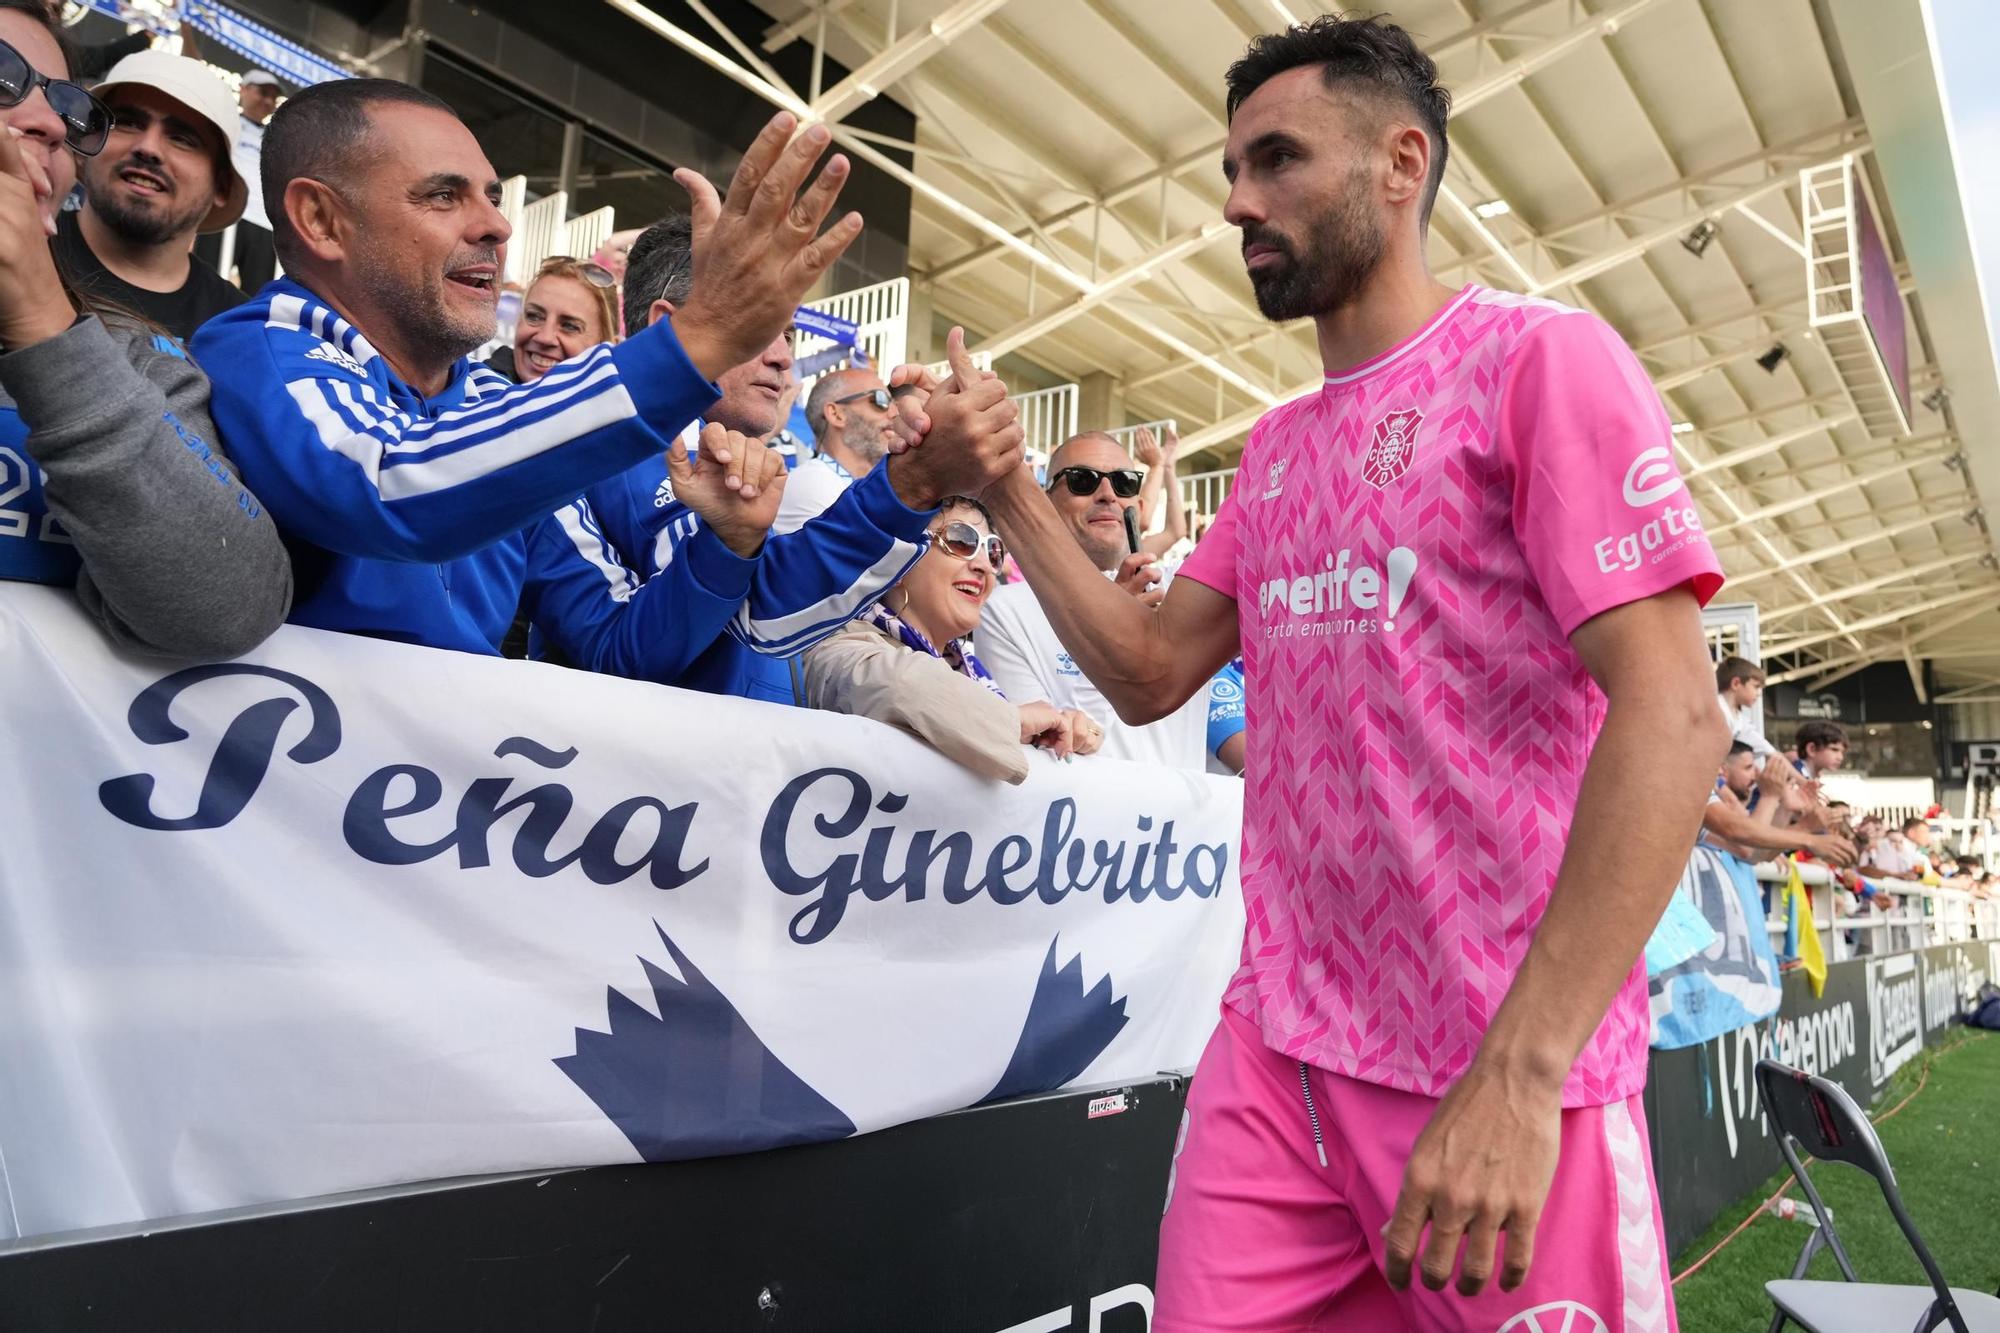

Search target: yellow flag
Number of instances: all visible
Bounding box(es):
[1787,858,1827,998]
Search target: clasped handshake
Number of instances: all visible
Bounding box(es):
[654,111,1026,555]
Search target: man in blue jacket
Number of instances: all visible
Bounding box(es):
[580,214,1010,703]
[194,79,960,681]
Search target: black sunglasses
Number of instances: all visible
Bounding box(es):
[1049,466,1143,499]
[0,39,111,156]
[835,388,893,412]
[926,520,1005,572]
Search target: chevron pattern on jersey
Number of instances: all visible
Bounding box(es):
[1606,1098,1671,1333]
[1211,286,1720,1108]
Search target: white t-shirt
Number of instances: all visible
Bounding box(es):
[234,115,268,231]
[975,577,1215,772]
[1717,693,1777,758]
[775,453,854,534]
[1864,837,1922,878]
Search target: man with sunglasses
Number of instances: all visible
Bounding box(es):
[783,367,905,533]
[192,82,885,684]
[53,50,246,342]
[573,211,1026,705]
[977,431,1245,775]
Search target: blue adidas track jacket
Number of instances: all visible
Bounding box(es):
[193,279,746,681]
[582,441,932,704]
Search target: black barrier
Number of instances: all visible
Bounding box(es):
[1646,940,1999,1256]
[0,1077,1186,1333]
[6,947,1995,1324]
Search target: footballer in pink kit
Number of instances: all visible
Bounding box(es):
[985,14,1731,1333]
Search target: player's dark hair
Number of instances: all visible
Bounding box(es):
[1224,14,1450,229]
[1795,720,1848,754]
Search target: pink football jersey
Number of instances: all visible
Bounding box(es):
[1178,286,1724,1106]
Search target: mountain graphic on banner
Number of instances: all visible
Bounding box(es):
[559,930,1131,1160]
[981,938,1131,1105]
[556,924,855,1162]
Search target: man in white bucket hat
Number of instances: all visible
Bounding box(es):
[52,49,249,340]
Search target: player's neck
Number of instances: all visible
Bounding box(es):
[1312,261,1460,380]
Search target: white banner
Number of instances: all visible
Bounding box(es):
[0,586,1242,1240]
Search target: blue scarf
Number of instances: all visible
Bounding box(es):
[865,602,1007,699]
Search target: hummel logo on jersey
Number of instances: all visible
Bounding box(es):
[1361,407,1422,489]
[653,476,676,509]
[1262,457,1288,500]
[305,343,366,377]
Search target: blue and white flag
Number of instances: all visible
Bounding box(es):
[1648,846,1784,1049]
[0,586,1243,1240]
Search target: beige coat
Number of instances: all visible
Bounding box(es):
[801,620,1031,783]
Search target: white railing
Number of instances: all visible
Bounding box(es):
[1012,384,1079,469]
[1753,861,2000,962]
[564,206,616,268]
[1105,419,1178,456]
[496,175,528,283]
[498,180,617,292]
[1178,467,1237,520]
[799,277,909,398]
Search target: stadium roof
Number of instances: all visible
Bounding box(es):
[608,0,2000,697]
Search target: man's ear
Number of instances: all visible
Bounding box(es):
[284,178,349,265]
[651,297,678,327]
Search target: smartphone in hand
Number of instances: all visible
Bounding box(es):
[1122,506,1142,554]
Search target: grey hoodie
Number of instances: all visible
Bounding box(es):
[0,316,291,658]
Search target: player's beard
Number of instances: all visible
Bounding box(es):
[1242,163,1385,322]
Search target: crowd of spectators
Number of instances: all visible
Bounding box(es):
[1704,655,1997,953]
[0,7,1227,790]
[2,5,1986,904]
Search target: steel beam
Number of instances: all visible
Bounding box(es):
[805,0,1011,125]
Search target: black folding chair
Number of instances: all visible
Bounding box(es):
[1754,1058,2000,1333]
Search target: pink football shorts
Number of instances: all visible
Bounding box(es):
[1155,1006,1677,1333]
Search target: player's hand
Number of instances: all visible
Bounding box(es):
[1382,1061,1562,1298]
[885,327,1022,509]
[673,113,862,382]
[666,423,786,557]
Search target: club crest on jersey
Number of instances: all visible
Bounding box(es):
[1362,407,1423,489]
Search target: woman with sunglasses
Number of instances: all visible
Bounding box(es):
[493,255,620,383]
[802,496,1104,782]
[0,0,289,657]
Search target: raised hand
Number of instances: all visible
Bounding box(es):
[1134,426,1162,468]
[672,113,863,382]
[0,128,74,352]
[666,422,787,558]
[885,327,1024,510]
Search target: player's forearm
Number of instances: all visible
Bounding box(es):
[1475,686,1725,1089]
[985,466,1178,720]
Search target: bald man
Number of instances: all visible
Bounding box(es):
[781,366,906,532]
[975,431,1245,773]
